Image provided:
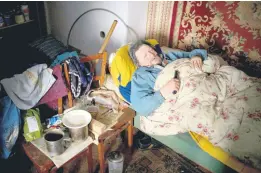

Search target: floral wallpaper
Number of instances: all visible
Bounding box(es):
[146,1,261,77]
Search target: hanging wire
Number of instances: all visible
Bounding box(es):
[66,8,139,48]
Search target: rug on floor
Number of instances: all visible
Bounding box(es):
[125,146,209,173]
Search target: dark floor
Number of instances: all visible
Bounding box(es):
[0,140,32,173]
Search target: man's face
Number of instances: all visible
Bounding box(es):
[135,45,162,67]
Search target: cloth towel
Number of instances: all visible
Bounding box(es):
[31,134,93,168]
[37,65,68,110]
[0,64,56,110]
[65,57,93,98]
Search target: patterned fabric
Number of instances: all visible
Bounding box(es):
[65,57,93,98]
[29,35,67,62]
[140,57,261,169]
[146,1,261,77]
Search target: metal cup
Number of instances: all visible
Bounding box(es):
[44,129,71,157]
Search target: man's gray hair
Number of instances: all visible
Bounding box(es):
[128,40,152,66]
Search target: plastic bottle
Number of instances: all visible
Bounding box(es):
[15,5,25,24]
[107,151,124,173]
[21,3,30,21]
[4,11,12,26]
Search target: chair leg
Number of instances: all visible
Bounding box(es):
[98,142,105,173]
[128,119,134,150]
[87,144,93,173]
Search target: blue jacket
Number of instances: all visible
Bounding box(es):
[130,49,207,116]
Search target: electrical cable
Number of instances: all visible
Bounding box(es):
[66,8,139,48]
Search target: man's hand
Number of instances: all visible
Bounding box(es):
[160,79,180,99]
[191,56,203,71]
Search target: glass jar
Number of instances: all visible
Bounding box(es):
[4,11,12,26]
[15,6,25,24]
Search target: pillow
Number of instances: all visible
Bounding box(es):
[103,74,122,99]
[110,39,161,103]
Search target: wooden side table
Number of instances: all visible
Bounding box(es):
[22,107,135,173]
[22,142,93,173]
[95,107,135,173]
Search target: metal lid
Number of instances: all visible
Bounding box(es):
[107,151,124,163]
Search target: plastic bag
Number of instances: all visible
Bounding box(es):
[0,96,21,159]
[46,114,62,128]
[23,108,43,142]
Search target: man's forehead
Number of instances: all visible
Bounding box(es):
[136,45,150,54]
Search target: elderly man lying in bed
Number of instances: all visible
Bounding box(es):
[129,40,207,115]
[129,40,261,170]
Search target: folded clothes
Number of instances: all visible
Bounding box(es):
[0,64,56,110]
[65,57,93,98]
[37,65,68,109]
[50,51,79,68]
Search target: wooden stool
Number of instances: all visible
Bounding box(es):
[22,142,93,173]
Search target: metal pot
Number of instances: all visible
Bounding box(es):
[68,125,89,142]
[62,110,92,142]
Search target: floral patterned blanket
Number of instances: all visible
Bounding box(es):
[140,55,261,169]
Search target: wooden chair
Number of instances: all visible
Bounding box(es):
[80,52,107,87]
[57,51,107,114]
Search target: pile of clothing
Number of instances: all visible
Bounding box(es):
[0,51,93,159]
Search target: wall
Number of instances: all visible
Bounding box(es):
[46,1,148,55]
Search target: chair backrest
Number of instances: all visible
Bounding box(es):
[57,52,107,114]
[80,52,107,87]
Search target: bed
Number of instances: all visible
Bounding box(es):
[105,42,261,172]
